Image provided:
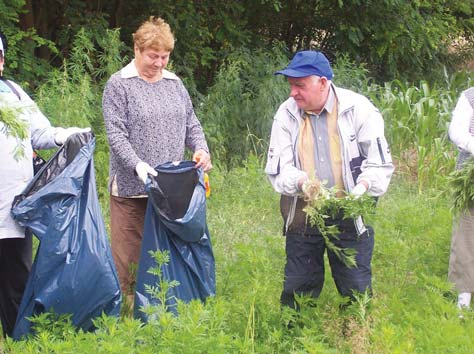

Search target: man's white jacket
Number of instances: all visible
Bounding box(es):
[265,84,394,233]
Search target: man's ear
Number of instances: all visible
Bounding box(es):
[319,76,329,87]
[317,76,329,91]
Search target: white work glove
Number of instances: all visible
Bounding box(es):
[135,161,157,184]
[351,183,368,198]
[55,127,91,145]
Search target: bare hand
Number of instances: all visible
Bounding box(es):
[193,149,212,172]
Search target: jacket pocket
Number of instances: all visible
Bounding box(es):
[265,147,280,175]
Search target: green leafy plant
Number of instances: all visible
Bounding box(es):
[369,77,462,192]
[302,179,376,268]
[141,249,180,322]
[449,157,474,214]
[28,311,75,341]
[0,100,31,159]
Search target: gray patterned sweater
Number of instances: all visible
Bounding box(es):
[102,61,209,197]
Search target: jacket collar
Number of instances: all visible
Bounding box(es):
[120,59,179,81]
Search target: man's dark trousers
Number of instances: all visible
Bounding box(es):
[280,220,374,309]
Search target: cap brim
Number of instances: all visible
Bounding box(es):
[274,68,313,78]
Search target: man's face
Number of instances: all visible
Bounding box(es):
[134,46,170,81]
[288,76,329,112]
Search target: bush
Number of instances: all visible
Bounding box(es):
[196,45,289,167]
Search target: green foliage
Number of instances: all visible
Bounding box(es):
[197,45,289,167]
[34,28,126,208]
[3,0,474,91]
[302,181,376,268]
[449,158,474,214]
[367,70,474,192]
[3,28,474,353]
[28,311,76,341]
[4,162,474,353]
[331,54,374,93]
[141,250,181,320]
[0,98,28,159]
[0,0,23,24]
[0,2,57,87]
[139,0,252,96]
[240,0,474,83]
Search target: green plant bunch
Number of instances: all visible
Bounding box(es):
[302,179,376,268]
[449,157,474,214]
[0,101,31,159]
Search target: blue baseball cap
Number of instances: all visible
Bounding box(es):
[275,50,333,80]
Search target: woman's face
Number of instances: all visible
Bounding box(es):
[134,46,170,81]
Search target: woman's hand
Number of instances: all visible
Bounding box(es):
[193,149,212,172]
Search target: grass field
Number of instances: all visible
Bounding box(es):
[2,156,473,353]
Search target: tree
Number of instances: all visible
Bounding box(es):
[243,0,474,82]
[2,0,474,88]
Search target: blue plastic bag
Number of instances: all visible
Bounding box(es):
[134,161,215,322]
[11,132,121,340]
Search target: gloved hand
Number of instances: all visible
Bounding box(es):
[135,161,157,184]
[55,127,91,145]
[351,183,368,198]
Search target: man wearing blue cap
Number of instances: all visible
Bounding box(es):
[265,50,394,309]
[0,31,90,337]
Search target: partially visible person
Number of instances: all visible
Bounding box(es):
[448,87,474,311]
[102,17,211,297]
[0,31,90,337]
[265,50,394,309]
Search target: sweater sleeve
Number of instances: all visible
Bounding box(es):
[102,76,142,172]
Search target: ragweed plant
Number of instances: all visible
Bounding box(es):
[302,179,376,268]
[141,249,180,322]
[448,157,474,214]
[0,102,28,159]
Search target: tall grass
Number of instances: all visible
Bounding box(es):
[367,69,473,193]
[34,28,127,218]
[3,160,473,353]
[196,45,290,167]
[369,80,452,192]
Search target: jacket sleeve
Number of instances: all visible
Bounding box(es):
[448,92,474,155]
[9,81,58,150]
[265,110,306,196]
[355,101,394,196]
